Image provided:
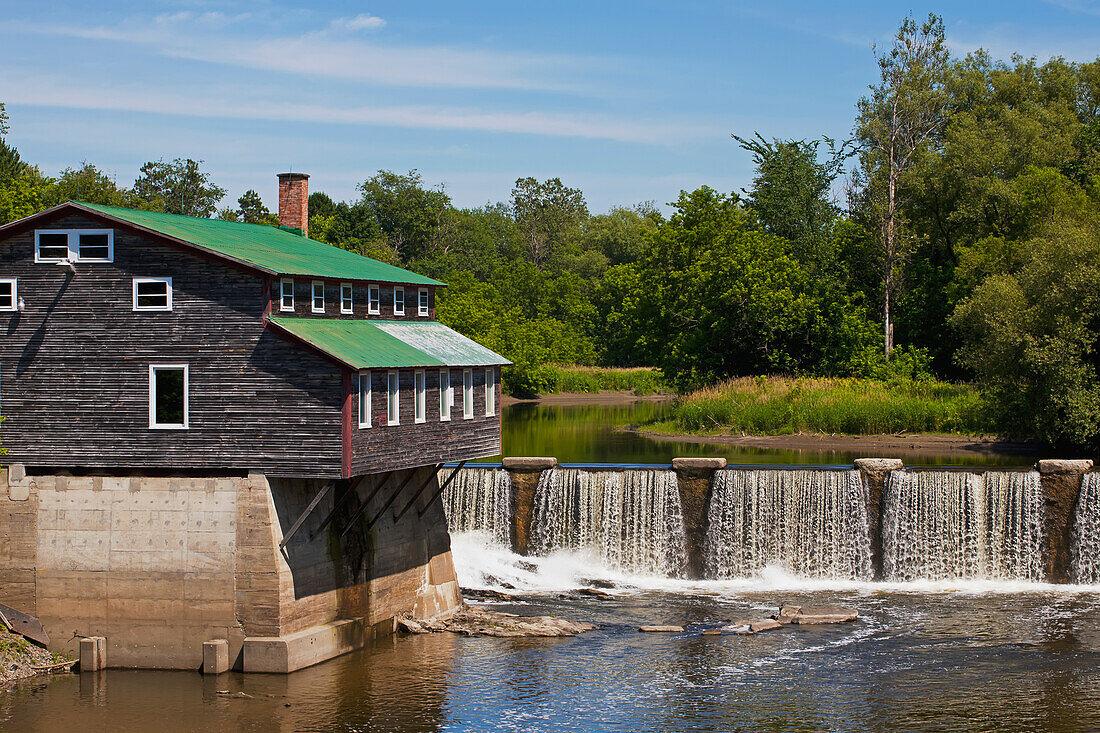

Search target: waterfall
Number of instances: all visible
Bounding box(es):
[883,470,1043,581]
[442,467,512,546]
[1072,473,1100,583]
[703,469,872,580]
[530,468,687,576]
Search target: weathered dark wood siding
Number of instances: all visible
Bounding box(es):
[349,367,501,475]
[277,279,436,320]
[0,214,345,476]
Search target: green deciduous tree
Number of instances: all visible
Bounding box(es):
[133,158,226,217]
[511,177,588,269]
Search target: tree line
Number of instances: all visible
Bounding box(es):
[3,13,1100,447]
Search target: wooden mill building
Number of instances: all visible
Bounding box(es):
[0,173,509,672]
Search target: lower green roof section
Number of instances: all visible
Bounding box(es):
[268,317,511,370]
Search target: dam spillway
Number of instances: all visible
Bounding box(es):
[441,458,1098,584]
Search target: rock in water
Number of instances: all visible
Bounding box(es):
[397,618,428,634]
[790,606,858,624]
[639,625,684,633]
[775,605,802,624]
[430,606,595,637]
[702,629,723,636]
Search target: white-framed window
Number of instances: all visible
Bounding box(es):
[312,281,325,313]
[394,286,404,316]
[463,369,474,419]
[133,277,173,311]
[280,278,295,312]
[414,370,426,423]
[34,229,114,263]
[341,282,353,314]
[439,369,452,421]
[387,371,400,426]
[485,368,496,416]
[368,284,380,315]
[149,364,188,430]
[0,279,16,312]
[358,371,371,428]
[418,288,430,317]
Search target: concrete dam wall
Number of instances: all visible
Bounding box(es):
[443,457,1098,584]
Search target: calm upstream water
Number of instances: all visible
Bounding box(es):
[494,399,1036,466]
[3,399,1095,732]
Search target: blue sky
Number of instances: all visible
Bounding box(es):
[3,1,1100,213]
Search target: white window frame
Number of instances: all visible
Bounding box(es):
[485,368,496,416]
[132,277,173,312]
[34,229,114,263]
[280,278,295,312]
[312,281,325,313]
[149,363,189,430]
[394,286,404,316]
[387,371,400,426]
[368,284,380,315]
[439,369,452,422]
[414,370,426,423]
[0,278,16,312]
[463,369,474,420]
[358,371,371,428]
[418,288,429,317]
[341,282,353,314]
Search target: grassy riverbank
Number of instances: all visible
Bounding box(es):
[651,377,990,436]
[536,365,667,397]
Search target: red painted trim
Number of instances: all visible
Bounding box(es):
[341,369,354,479]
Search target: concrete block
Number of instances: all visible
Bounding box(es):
[9,464,26,483]
[243,617,366,673]
[203,639,230,674]
[1038,459,1093,474]
[671,457,727,472]
[854,458,905,473]
[8,481,29,502]
[501,457,558,471]
[80,636,106,672]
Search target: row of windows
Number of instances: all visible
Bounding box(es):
[281,279,430,317]
[358,368,497,428]
[0,277,172,312]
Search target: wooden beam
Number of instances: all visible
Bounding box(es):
[418,461,467,519]
[335,470,395,539]
[363,468,422,531]
[309,474,369,541]
[278,480,335,550]
[393,464,444,523]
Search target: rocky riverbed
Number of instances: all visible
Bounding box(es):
[399,605,596,637]
[0,628,71,686]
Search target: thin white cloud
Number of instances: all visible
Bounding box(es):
[331,14,386,32]
[1042,0,1100,17]
[1,71,715,144]
[10,17,603,93]
[946,25,1100,62]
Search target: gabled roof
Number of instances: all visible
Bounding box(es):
[267,317,511,369]
[0,201,443,285]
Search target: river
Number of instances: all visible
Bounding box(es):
[3,398,1094,732]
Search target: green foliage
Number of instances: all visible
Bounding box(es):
[667,376,988,436]
[133,158,226,217]
[846,344,934,382]
[511,177,588,269]
[358,170,454,262]
[237,189,278,225]
[540,365,666,395]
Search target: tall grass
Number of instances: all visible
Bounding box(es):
[543,365,667,396]
[666,376,989,435]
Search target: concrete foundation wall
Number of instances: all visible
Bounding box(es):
[0,465,462,672]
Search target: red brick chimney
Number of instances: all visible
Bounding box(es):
[277,172,309,236]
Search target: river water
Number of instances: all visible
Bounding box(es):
[3,399,1096,731]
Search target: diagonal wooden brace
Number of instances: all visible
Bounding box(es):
[337,470,399,539]
[393,464,445,523]
[417,461,467,519]
[279,480,335,550]
[360,468,420,533]
[310,474,369,541]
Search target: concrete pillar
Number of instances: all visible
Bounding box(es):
[670,458,727,578]
[854,458,904,580]
[203,639,230,674]
[1037,459,1092,583]
[501,457,557,554]
[79,636,106,672]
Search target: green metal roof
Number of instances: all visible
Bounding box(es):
[268,317,511,369]
[76,202,443,285]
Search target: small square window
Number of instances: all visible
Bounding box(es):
[394,286,404,316]
[0,279,16,311]
[312,281,325,313]
[77,232,112,261]
[35,232,70,261]
[133,278,173,311]
[280,279,295,312]
[341,282,353,314]
[149,364,188,429]
[418,288,429,317]
[368,284,380,315]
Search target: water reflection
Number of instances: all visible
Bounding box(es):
[496,399,1037,467]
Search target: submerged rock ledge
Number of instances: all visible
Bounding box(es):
[399,606,596,638]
